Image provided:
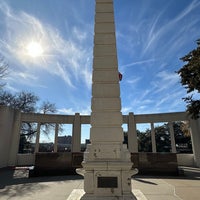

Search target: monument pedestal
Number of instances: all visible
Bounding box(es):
[67,189,146,200]
[76,144,138,199]
[80,193,137,200]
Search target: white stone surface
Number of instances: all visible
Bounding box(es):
[96,13,114,23]
[93,57,118,69]
[94,34,116,45]
[66,189,148,200]
[95,4,113,13]
[80,0,137,198]
[92,98,121,111]
[93,70,119,83]
[94,44,116,56]
[90,127,123,142]
[92,84,120,97]
[91,112,122,126]
[96,0,113,3]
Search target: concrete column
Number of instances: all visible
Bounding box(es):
[128,112,138,152]
[151,123,157,153]
[169,122,176,153]
[7,109,22,166]
[190,118,200,167]
[72,113,81,152]
[54,123,59,152]
[0,106,17,167]
[35,123,41,153]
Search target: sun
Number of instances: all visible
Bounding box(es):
[26,41,43,57]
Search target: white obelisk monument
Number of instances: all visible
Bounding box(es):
[77,0,137,199]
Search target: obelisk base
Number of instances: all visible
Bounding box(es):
[67,189,148,200]
[76,144,138,200]
[80,193,137,200]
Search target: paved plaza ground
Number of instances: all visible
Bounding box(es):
[0,166,200,200]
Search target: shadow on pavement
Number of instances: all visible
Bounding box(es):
[134,178,158,185]
[0,168,83,189]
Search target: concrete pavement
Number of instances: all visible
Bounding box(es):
[0,167,199,200]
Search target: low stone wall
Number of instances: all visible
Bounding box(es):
[177,154,194,167]
[17,152,195,169]
[131,153,178,175]
[29,152,182,176]
[17,154,35,166]
[31,152,83,176]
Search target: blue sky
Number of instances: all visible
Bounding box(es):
[0,0,200,117]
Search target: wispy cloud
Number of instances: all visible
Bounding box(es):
[0,2,92,90]
[126,77,141,85]
[120,58,155,68]
[58,106,91,115]
[141,0,200,57]
[121,106,133,114]
[4,69,47,90]
[173,0,200,23]
[151,70,180,94]
[121,69,185,114]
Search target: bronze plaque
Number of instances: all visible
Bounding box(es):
[98,177,118,188]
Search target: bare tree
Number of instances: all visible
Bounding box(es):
[40,101,56,114]
[0,90,39,112]
[0,88,60,153]
[0,90,58,139]
[0,56,8,88]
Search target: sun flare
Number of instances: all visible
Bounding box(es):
[26,41,43,57]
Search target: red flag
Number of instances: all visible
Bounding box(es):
[119,72,122,81]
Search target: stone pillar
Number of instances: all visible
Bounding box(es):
[7,109,21,166]
[169,122,176,153]
[190,118,200,167]
[0,106,20,168]
[151,123,157,153]
[72,113,81,152]
[35,123,41,153]
[54,123,59,152]
[128,112,138,153]
[78,0,137,199]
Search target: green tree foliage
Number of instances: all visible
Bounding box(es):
[137,129,152,152]
[173,121,192,153]
[177,39,200,119]
[155,122,192,153]
[155,124,171,152]
[124,122,192,153]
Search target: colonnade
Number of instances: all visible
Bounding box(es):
[0,106,200,168]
